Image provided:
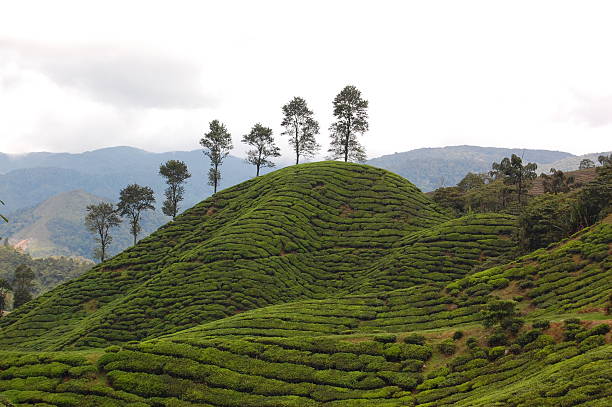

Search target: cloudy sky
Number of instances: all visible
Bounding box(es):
[1,1,611,159]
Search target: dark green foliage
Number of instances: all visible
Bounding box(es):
[200,120,234,193]
[541,168,575,194]
[0,278,11,315]
[436,339,456,356]
[281,97,320,164]
[487,331,508,347]
[12,264,35,308]
[85,202,122,262]
[532,320,550,330]
[482,300,518,329]
[117,184,156,246]
[490,154,538,205]
[159,160,191,219]
[403,334,426,345]
[516,329,542,347]
[452,331,464,341]
[242,124,280,177]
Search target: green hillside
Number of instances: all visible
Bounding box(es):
[0,161,610,406]
[0,190,168,259]
[0,246,92,299]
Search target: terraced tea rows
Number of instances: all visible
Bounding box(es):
[0,161,610,406]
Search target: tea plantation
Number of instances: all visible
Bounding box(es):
[0,162,610,406]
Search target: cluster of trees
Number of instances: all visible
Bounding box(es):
[432,153,612,252]
[433,154,539,215]
[201,85,369,192]
[84,85,369,262]
[579,154,612,170]
[519,162,611,250]
[0,264,35,315]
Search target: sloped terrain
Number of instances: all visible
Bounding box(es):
[0,162,610,406]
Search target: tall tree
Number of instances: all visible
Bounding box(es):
[579,158,595,170]
[159,160,191,219]
[490,154,537,205]
[13,264,35,308]
[200,120,233,193]
[242,123,280,176]
[328,85,369,162]
[281,97,320,164]
[541,168,575,194]
[117,184,156,246]
[0,278,11,317]
[84,202,122,262]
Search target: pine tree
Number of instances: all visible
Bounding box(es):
[328,85,369,162]
[281,97,320,164]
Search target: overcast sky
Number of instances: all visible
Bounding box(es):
[1,1,611,159]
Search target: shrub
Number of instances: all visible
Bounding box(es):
[516,329,542,347]
[509,344,521,354]
[436,340,456,356]
[501,317,524,335]
[452,331,464,341]
[488,346,505,361]
[487,331,508,347]
[403,334,425,345]
[466,337,479,350]
[532,320,550,330]
[373,334,397,344]
[579,335,605,353]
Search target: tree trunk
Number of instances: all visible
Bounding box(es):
[294,120,300,165]
[256,163,260,177]
[214,163,218,193]
[344,116,351,162]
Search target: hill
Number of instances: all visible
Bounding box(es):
[0,190,168,259]
[0,245,92,298]
[538,151,612,172]
[0,161,609,406]
[366,145,573,192]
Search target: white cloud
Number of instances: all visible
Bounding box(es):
[1,1,611,156]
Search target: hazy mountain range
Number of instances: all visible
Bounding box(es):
[1,145,609,259]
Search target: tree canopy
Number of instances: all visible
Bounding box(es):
[117,184,156,246]
[200,120,233,193]
[242,123,280,176]
[281,97,320,164]
[85,202,122,262]
[159,160,191,219]
[490,154,537,205]
[328,85,369,162]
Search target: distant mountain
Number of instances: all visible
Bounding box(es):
[0,190,168,259]
[0,146,278,213]
[366,145,574,192]
[537,151,612,173]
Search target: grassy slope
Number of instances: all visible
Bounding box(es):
[0,162,610,406]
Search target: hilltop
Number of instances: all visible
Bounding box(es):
[0,161,609,406]
[0,146,579,216]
